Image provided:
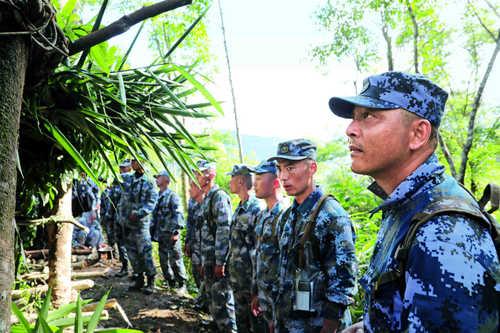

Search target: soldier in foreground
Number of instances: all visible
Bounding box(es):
[270,139,357,333]
[329,71,499,332]
[150,170,187,293]
[196,160,237,332]
[123,156,158,295]
[249,160,287,333]
[226,164,262,332]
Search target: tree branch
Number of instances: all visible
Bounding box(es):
[458,29,500,183]
[483,0,500,19]
[405,0,419,73]
[438,132,457,178]
[468,0,496,41]
[68,0,192,56]
[381,22,394,71]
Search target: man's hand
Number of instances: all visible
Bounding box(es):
[320,319,339,333]
[341,321,364,333]
[214,264,225,278]
[171,233,179,242]
[250,295,262,317]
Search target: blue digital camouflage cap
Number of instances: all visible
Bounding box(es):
[268,139,317,161]
[195,159,216,172]
[328,71,448,127]
[119,158,131,167]
[155,170,170,178]
[226,164,252,176]
[248,160,278,175]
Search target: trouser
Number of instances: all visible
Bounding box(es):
[124,224,156,276]
[158,234,187,284]
[102,218,115,246]
[114,221,129,265]
[204,267,237,333]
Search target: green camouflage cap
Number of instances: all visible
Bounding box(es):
[226,164,252,176]
[268,139,317,161]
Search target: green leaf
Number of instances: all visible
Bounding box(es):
[11,302,32,333]
[171,64,223,114]
[34,289,52,333]
[94,330,143,333]
[44,122,97,184]
[74,294,83,333]
[117,72,127,114]
[46,299,92,322]
[86,290,111,333]
[39,318,56,333]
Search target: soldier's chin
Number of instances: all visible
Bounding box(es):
[350,163,370,175]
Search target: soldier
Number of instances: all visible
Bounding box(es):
[184,179,207,308]
[112,159,133,277]
[99,179,115,248]
[249,160,287,333]
[196,160,237,332]
[269,139,357,333]
[226,164,262,332]
[329,71,500,332]
[122,156,158,295]
[150,170,188,292]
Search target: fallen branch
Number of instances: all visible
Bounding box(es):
[83,298,132,327]
[20,267,111,281]
[25,248,92,259]
[12,279,95,299]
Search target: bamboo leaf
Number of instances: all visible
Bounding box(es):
[117,72,127,114]
[171,64,223,114]
[75,295,83,333]
[11,302,32,333]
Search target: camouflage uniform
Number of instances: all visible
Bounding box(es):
[72,210,104,248]
[252,199,286,323]
[227,194,262,332]
[360,155,500,332]
[328,72,500,332]
[122,172,158,277]
[200,184,237,332]
[100,187,115,245]
[110,175,131,268]
[186,198,204,288]
[276,187,357,332]
[151,187,187,286]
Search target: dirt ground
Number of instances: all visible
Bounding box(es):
[80,260,214,333]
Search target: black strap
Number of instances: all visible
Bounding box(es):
[296,194,336,270]
[478,183,500,214]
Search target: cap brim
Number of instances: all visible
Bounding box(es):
[267,155,309,162]
[329,96,400,118]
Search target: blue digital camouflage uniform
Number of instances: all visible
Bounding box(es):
[276,187,357,332]
[110,174,131,267]
[122,172,158,277]
[253,199,286,323]
[360,154,500,332]
[228,194,262,332]
[100,187,115,246]
[72,211,104,248]
[151,187,187,286]
[200,184,237,332]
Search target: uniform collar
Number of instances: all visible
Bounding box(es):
[369,153,444,214]
[292,186,323,216]
[236,194,257,213]
[159,188,171,197]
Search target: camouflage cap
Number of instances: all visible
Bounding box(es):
[328,71,448,127]
[195,159,216,172]
[268,139,317,161]
[226,164,252,176]
[119,158,131,167]
[248,160,278,175]
[155,170,170,178]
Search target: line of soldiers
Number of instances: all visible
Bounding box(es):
[100,157,188,295]
[183,71,500,333]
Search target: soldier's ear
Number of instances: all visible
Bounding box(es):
[409,119,432,151]
[273,178,280,189]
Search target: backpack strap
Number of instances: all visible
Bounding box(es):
[478,183,500,214]
[297,194,336,270]
[373,194,494,296]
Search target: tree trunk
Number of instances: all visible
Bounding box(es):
[457,31,500,184]
[47,183,74,307]
[381,24,394,71]
[0,36,28,332]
